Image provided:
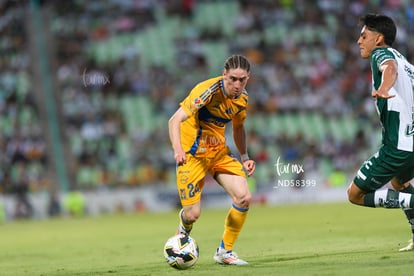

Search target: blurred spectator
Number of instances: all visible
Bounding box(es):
[11,162,33,219]
[0,2,49,199]
[48,191,61,217]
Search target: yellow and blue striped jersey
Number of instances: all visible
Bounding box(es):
[180,76,248,157]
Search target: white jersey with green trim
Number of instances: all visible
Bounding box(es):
[370,47,414,152]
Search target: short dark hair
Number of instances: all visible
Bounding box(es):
[224,55,250,73]
[359,13,396,46]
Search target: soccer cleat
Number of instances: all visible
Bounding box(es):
[176,209,192,235]
[399,239,414,252]
[213,247,248,265]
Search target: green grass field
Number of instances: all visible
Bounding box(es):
[0,202,413,275]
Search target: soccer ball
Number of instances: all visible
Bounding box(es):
[163,234,199,270]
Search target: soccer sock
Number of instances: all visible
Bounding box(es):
[401,185,414,240]
[403,208,414,241]
[179,209,193,232]
[401,185,414,194]
[221,204,249,251]
[363,189,414,208]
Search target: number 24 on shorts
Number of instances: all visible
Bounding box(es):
[179,183,200,200]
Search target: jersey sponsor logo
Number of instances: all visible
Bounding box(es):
[389,48,403,59]
[193,98,204,109]
[406,123,414,136]
[200,135,224,147]
[404,64,414,79]
[407,108,414,136]
[370,177,382,185]
[179,175,189,185]
[372,49,393,67]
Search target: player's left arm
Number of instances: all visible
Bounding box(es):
[233,121,255,176]
[372,59,397,99]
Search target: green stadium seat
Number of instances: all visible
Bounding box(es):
[16,71,30,100]
[267,114,285,137]
[341,116,358,141]
[296,112,313,141]
[76,166,97,188]
[264,25,287,45]
[116,135,132,164]
[252,163,269,184]
[265,144,281,161]
[193,2,216,31]
[202,42,229,76]
[311,113,326,142]
[216,1,240,37]
[319,158,333,178]
[283,113,301,138]
[0,116,10,136]
[70,133,83,155]
[18,106,35,126]
[250,114,268,134]
[134,96,153,135]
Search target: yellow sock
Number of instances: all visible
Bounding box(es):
[222,204,249,250]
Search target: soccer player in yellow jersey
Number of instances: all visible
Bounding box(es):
[168,54,256,265]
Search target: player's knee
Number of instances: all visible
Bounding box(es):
[347,186,356,203]
[347,193,358,205]
[234,191,252,209]
[347,184,363,205]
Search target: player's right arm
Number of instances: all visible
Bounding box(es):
[168,107,189,165]
[372,58,397,99]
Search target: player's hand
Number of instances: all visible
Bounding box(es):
[174,150,187,166]
[371,90,395,99]
[243,160,256,177]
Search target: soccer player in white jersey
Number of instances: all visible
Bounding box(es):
[347,14,414,251]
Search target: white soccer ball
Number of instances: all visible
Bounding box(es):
[163,234,199,270]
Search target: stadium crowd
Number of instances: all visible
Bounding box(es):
[1,0,414,200]
[0,1,48,217]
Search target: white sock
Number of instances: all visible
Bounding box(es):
[399,193,412,208]
[373,189,411,208]
[374,190,388,207]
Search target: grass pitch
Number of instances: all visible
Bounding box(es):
[0,202,413,275]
